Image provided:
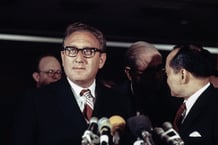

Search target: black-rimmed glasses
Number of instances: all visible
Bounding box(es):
[39,70,62,77]
[63,46,103,58]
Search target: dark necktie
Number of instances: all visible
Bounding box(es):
[80,89,95,121]
[173,103,186,131]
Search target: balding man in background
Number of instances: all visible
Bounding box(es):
[115,41,181,127]
[32,54,62,88]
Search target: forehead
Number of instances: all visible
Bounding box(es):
[166,48,180,64]
[39,56,60,68]
[64,31,100,48]
[136,52,162,71]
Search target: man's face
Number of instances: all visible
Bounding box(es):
[165,49,182,97]
[37,56,62,87]
[61,31,106,88]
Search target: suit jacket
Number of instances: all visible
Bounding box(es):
[114,80,182,127]
[11,78,134,145]
[179,84,218,145]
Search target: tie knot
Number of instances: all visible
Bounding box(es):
[80,89,91,97]
[80,89,94,121]
[179,103,186,114]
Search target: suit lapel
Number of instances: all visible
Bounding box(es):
[55,78,86,123]
[180,85,214,132]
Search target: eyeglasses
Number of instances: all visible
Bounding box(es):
[39,70,62,77]
[63,46,103,58]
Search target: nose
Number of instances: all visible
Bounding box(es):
[77,50,84,57]
[74,51,85,63]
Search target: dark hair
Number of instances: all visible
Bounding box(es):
[170,44,213,77]
[62,22,106,52]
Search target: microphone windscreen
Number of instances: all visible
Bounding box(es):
[98,117,112,134]
[98,117,112,145]
[90,117,98,124]
[88,117,98,133]
[153,127,165,136]
[109,115,126,135]
[127,115,152,137]
[162,121,173,131]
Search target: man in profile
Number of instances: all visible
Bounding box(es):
[165,44,218,145]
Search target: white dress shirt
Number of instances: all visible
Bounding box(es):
[67,77,96,112]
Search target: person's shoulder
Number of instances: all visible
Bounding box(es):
[212,85,218,93]
[207,84,218,98]
[110,80,131,95]
[96,81,116,92]
[40,77,69,91]
[203,85,218,110]
[18,78,68,100]
[96,80,125,96]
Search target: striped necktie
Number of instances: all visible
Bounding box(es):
[80,89,95,121]
[173,103,186,131]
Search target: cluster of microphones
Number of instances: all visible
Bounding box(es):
[81,115,185,145]
[81,115,126,145]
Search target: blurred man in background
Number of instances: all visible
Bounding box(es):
[117,41,181,127]
[32,54,62,88]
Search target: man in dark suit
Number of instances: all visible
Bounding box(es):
[165,44,218,145]
[11,22,133,145]
[119,41,181,127]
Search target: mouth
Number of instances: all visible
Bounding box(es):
[72,67,85,71]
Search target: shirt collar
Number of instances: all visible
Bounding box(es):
[67,77,96,98]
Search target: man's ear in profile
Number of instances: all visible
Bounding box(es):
[125,66,132,81]
[32,72,40,83]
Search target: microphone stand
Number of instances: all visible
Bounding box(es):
[113,131,120,145]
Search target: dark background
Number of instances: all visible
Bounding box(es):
[0,0,218,97]
[0,1,218,144]
[1,0,218,45]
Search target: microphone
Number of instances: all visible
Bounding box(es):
[81,117,100,145]
[98,117,112,145]
[153,127,168,145]
[154,122,184,145]
[162,122,184,145]
[133,138,146,145]
[127,115,155,145]
[109,115,126,145]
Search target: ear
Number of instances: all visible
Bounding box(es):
[99,53,107,69]
[125,66,132,80]
[180,68,189,84]
[32,72,40,82]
